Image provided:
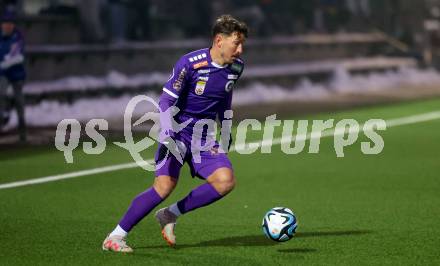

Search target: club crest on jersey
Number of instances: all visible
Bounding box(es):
[195,80,206,95]
[193,60,208,69]
[225,80,235,92]
[173,68,187,91]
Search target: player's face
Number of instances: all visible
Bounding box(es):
[219,32,245,64]
[1,22,15,36]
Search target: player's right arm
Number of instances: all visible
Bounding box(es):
[158,56,189,142]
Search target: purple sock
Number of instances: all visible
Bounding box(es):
[177,183,223,214]
[119,188,163,232]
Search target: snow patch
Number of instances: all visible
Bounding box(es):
[3,67,440,129]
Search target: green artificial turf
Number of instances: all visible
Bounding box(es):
[0,99,439,265]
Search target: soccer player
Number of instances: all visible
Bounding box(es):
[103,15,248,252]
[0,10,26,141]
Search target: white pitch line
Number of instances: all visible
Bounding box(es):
[1,111,440,190]
[0,160,152,190]
[232,111,440,151]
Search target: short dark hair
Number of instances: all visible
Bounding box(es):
[212,15,248,38]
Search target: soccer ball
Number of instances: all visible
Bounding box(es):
[262,207,297,242]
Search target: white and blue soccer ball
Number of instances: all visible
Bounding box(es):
[262,207,297,242]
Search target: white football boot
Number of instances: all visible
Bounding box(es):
[155,207,177,246]
[102,234,133,253]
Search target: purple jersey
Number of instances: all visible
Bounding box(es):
[155,48,243,179]
[162,47,244,124]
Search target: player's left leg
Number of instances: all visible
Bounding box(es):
[156,151,234,246]
[174,149,236,213]
[171,167,235,214]
[206,167,236,195]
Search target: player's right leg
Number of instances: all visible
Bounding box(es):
[102,175,178,252]
[103,142,183,253]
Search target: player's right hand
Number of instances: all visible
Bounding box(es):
[157,134,186,163]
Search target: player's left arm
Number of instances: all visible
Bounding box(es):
[218,92,233,152]
[218,59,244,151]
[218,58,244,122]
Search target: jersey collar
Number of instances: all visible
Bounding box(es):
[208,47,228,69]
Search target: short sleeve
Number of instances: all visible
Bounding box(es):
[162,56,188,99]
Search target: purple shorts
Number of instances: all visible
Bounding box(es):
[154,132,233,179]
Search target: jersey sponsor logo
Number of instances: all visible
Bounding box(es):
[198,69,210,74]
[198,76,209,81]
[225,80,235,92]
[193,60,208,69]
[227,74,238,80]
[172,68,187,91]
[195,80,206,95]
[231,63,243,73]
